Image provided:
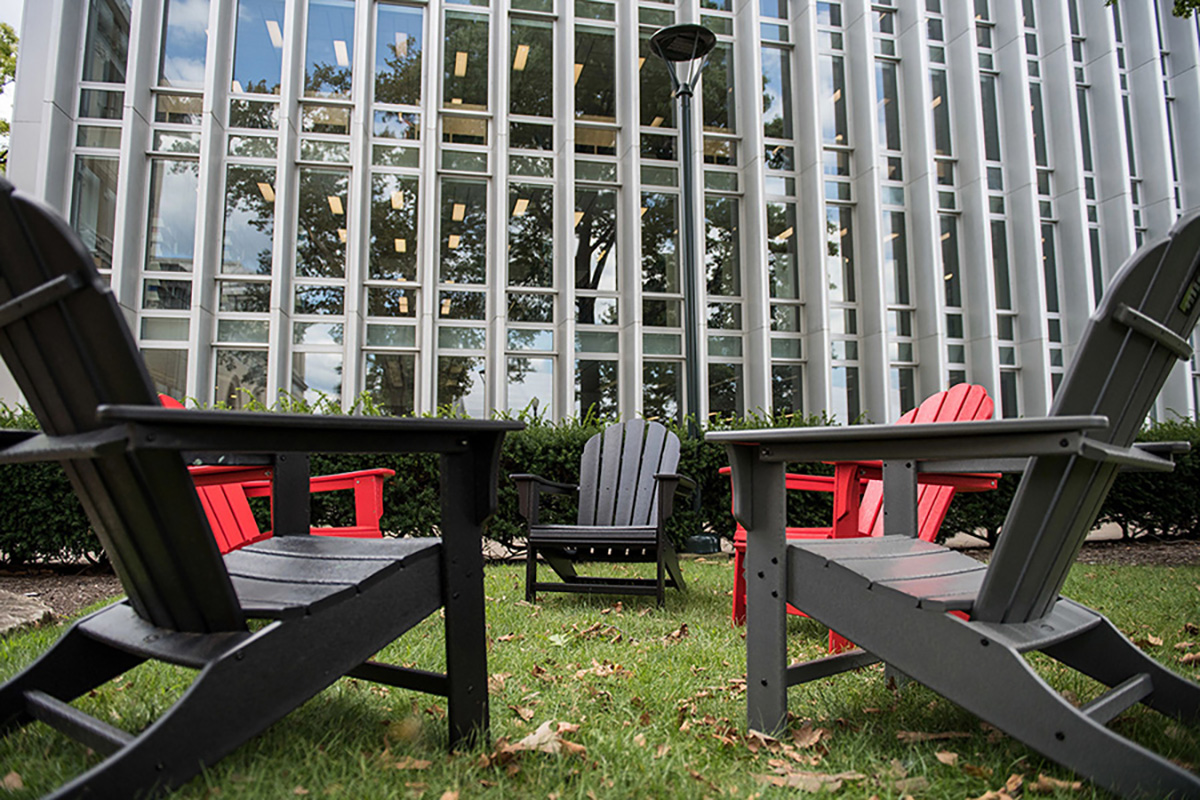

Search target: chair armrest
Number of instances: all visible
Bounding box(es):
[510,473,577,524]
[242,468,398,529]
[654,472,696,528]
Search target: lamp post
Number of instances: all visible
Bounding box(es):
[649,24,716,437]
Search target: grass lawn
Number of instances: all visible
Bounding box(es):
[1,557,1198,799]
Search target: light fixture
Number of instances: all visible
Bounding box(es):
[640,206,648,217]
[454,51,469,77]
[334,40,350,67]
[231,79,244,93]
[452,203,466,221]
[941,231,952,241]
[574,211,585,227]
[394,32,408,59]
[944,273,954,280]
[257,182,276,203]
[441,297,452,315]
[391,190,405,210]
[337,228,348,243]
[398,295,409,314]
[448,234,461,249]
[512,198,529,216]
[777,226,794,241]
[931,95,943,109]
[638,57,646,70]
[328,196,344,215]
[573,63,584,84]
[394,238,407,253]
[451,98,463,105]
[650,116,664,127]
[832,88,842,103]
[513,44,530,71]
[885,232,901,241]
[265,19,283,49]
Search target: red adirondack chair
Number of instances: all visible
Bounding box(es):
[725,383,999,650]
[160,396,395,553]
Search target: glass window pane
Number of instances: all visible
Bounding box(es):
[991,219,1012,310]
[708,363,744,418]
[508,356,554,413]
[230,99,280,129]
[768,202,801,299]
[294,285,345,315]
[82,0,132,83]
[79,89,124,119]
[375,3,423,106]
[222,165,275,275]
[232,0,285,94]
[819,55,848,145]
[762,45,793,140]
[292,352,343,403]
[439,290,486,320]
[444,11,489,111]
[297,168,348,279]
[142,348,187,397]
[216,319,269,343]
[71,156,120,271]
[508,292,554,323]
[511,19,553,118]
[369,174,419,281]
[146,160,199,273]
[1042,223,1060,313]
[214,349,267,408]
[576,28,615,123]
[831,365,860,424]
[941,215,961,307]
[440,179,488,283]
[305,0,355,99]
[159,0,209,88]
[219,280,271,312]
[575,189,618,292]
[364,353,415,415]
[705,196,740,296]
[882,211,909,305]
[931,70,951,156]
[772,363,803,415]
[876,61,900,151]
[367,287,417,317]
[509,184,555,287]
[981,74,1001,161]
[642,192,679,294]
[643,361,680,423]
[438,355,486,416]
[826,205,854,303]
[576,359,618,418]
[142,278,192,310]
[702,42,735,133]
[639,33,675,129]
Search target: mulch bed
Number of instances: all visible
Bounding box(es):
[1,539,1197,619]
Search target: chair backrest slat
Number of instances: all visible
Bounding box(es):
[0,180,243,633]
[975,211,1200,623]
[577,421,680,528]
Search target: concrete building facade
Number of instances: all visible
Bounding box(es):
[7,0,1200,424]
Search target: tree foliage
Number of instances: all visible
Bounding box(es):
[1108,0,1198,17]
[0,22,18,144]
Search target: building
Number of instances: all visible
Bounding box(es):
[7,0,1200,424]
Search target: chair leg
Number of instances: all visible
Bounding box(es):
[0,615,145,735]
[662,543,685,594]
[525,544,537,603]
[731,548,747,626]
[656,546,666,608]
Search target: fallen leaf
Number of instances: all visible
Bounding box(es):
[510,705,536,722]
[293,787,310,796]
[963,763,994,779]
[488,672,512,694]
[792,722,830,748]
[1005,774,1024,794]
[633,733,647,747]
[439,792,460,800]
[1149,634,1164,646]
[1027,773,1083,793]
[665,623,689,641]
[1174,642,1194,650]
[1186,622,1199,634]
[1182,652,1200,665]
[935,751,959,767]
[496,633,523,643]
[2,773,24,791]
[655,744,670,759]
[894,776,930,793]
[393,757,432,770]
[896,730,970,742]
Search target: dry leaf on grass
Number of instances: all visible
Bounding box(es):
[1174,641,1194,650]
[756,769,866,793]
[1027,773,1083,793]
[1005,774,1024,794]
[894,776,931,793]
[293,787,310,796]
[935,750,959,767]
[963,763,994,779]
[793,722,831,748]
[655,744,670,759]
[895,730,970,742]
[574,660,632,680]
[393,757,432,770]
[488,672,512,694]
[496,633,523,643]
[633,733,647,747]
[1186,622,1199,634]
[664,623,689,642]
[2,773,24,791]
[499,720,587,758]
[439,792,460,800]
[510,705,536,722]
[1182,652,1200,665]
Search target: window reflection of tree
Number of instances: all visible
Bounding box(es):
[297,170,348,279]
[508,187,554,287]
[440,181,488,283]
[223,165,275,275]
[369,175,419,281]
[574,189,617,324]
[215,350,268,408]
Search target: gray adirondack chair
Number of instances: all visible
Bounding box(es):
[711,210,1200,798]
[0,178,520,799]
[513,420,694,607]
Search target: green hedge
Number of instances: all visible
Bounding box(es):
[2,396,1197,564]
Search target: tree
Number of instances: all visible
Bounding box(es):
[1107,0,1199,17]
[0,21,18,169]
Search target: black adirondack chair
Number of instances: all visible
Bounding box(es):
[0,178,521,799]
[711,211,1200,798]
[513,420,694,607]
